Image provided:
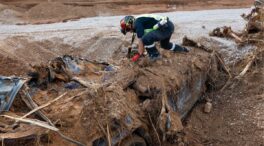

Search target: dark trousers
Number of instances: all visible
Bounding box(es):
[142,21,184,57]
[142,20,174,50]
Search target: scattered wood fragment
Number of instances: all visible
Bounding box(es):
[182,36,231,77]
[227,55,257,90]
[106,124,112,146]
[72,76,100,89]
[182,36,232,91]
[209,27,243,43]
[64,90,89,102]
[22,88,86,146]
[20,92,68,120]
[220,77,232,92]
[235,55,256,80]
[1,115,59,131]
[148,113,161,146]
[182,36,212,53]
[215,52,232,91]
[0,123,44,139]
[247,38,264,43]
[215,52,232,78]
[229,32,243,43]
[21,90,53,124]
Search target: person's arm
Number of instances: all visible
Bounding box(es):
[138,39,144,55]
[131,19,145,62]
[131,39,144,62]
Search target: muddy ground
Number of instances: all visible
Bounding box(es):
[0,0,253,24]
[0,1,264,146]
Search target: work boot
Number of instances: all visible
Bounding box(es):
[171,43,189,52]
[145,46,161,61]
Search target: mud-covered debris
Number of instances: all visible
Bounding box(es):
[4,48,223,146]
[182,36,212,52]
[142,99,151,110]
[209,26,243,42]
[210,6,264,45]
[209,27,225,37]
[64,81,80,89]
[28,55,109,88]
[0,118,46,142]
[242,6,264,33]
[0,76,26,112]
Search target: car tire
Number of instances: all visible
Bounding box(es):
[120,135,147,146]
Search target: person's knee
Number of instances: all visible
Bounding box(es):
[160,42,172,50]
[160,43,170,49]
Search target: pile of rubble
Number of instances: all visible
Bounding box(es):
[208,2,264,88]
[0,44,224,146]
[210,2,264,44]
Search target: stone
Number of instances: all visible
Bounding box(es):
[204,102,212,113]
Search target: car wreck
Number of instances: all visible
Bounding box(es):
[0,38,226,146]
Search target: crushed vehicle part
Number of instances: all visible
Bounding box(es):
[21,47,223,146]
[0,76,26,112]
[28,55,111,88]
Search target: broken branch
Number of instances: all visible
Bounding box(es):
[64,90,89,102]
[20,92,68,120]
[106,124,112,146]
[235,55,256,79]
[1,115,59,131]
[182,36,212,53]
[22,89,86,146]
[215,52,232,78]
[22,90,53,124]
[229,32,243,43]
[148,113,161,146]
[247,38,264,43]
[72,76,99,89]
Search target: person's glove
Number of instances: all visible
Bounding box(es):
[131,53,141,62]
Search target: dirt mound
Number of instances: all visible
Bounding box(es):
[0,36,78,65]
[182,6,264,146]
[25,2,96,23]
[0,3,23,24]
[0,3,8,11]
[85,37,124,62]
[1,0,253,24]
[185,50,264,146]
[0,54,29,76]
[0,34,126,76]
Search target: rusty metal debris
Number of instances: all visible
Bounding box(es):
[0,76,26,113]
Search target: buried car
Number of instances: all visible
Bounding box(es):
[1,48,222,146]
